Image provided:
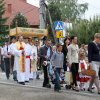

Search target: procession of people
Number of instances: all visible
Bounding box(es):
[0,35,39,85]
[0,33,100,94]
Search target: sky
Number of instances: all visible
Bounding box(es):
[27,0,100,19]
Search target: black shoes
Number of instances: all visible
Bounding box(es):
[36,75,40,80]
[18,82,25,85]
[98,91,100,94]
[29,78,33,80]
[13,78,17,81]
[7,77,9,80]
[98,90,100,94]
[65,85,71,89]
[25,81,29,83]
[46,84,51,88]
[7,76,10,80]
[43,84,51,88]
[87,88,94,93]
[54,87,61,92]
[54,89,60,92]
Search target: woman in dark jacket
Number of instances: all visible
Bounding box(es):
[62,37,70,71]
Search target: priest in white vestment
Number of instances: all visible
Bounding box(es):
[13,35,26,85]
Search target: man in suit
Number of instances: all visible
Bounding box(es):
[38,39,53,88]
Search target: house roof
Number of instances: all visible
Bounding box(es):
[4,0,40,26]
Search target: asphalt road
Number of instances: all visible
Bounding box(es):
[0,72,100,100]
[0,84,99,100]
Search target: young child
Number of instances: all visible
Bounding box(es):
[79,52,90,91]
[51,44,64,92]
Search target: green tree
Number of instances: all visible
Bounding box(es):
[46,0,88,21]
[47,2,62,22]
[0,0,8,45]
[69,16,100,45]
[11,12,29,28]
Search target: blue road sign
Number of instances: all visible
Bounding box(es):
[54,21,63,30]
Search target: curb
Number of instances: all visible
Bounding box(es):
[0,81,46,90]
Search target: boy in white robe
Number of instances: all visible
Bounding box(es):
[24,38,32,82]
[30,42,37,79]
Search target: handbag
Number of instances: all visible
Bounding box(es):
[65,71,73,84]
[81,69,96,76]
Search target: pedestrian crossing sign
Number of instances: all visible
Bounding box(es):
[56,31,63,38]
[54,21,63,30]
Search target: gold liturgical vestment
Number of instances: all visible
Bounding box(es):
[16,41,25,72]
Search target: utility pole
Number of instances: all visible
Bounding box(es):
[39,0,46,29]
[39,0,57,44]
[45,5,58,44]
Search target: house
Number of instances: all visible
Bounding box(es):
[4,0,40,27]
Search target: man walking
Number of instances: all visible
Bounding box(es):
[88,33,100,94]
[38,39,53,88]
[3,41,11,79]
